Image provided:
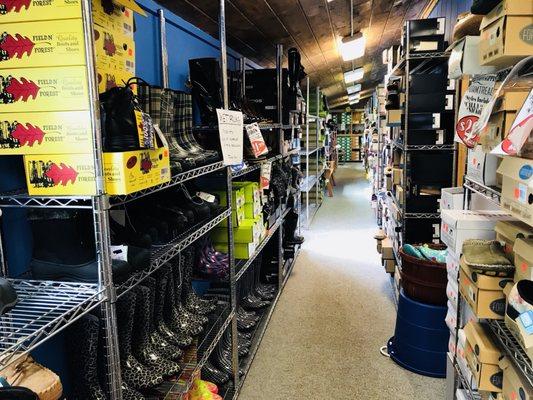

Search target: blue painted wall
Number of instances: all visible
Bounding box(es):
[429,0,474,41]
[0,0,258,395]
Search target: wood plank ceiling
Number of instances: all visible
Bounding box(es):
[157,0,431,109]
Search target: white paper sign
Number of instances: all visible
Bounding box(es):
[260,162,272,190]
[245,123,268,157]
[217,109,244,165]
[492,89,533,156]
[455,74,497,148]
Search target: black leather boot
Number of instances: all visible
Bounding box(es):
[201,361,230,386]
[142,277,183,361]
[132,286,182,377]
[66,314,107,400]
[181,248,216,315]
[188,58,223,126]
[284,208,304,245]
[116,291,164,390]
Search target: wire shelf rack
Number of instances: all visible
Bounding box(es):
[463,177,501,205]
[155,304,234,399]
[235,208,289,281]
[231,155,283,178]
[0,191,93,209]
[300,175,318,193]
[454,361,482,400]
[392,140,455,151]
[487,320,533,387]
[404,212,442,219]
[408,51,451,59]
[0,280,104,368]
[116,209,231,298]
[109,162,225,207]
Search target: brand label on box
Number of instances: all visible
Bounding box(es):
[94,25,135,73]
[0,66,89,112]
[0,0,82,23]
[91,0,134,37]
[0,20,86,68]
[0,111,92,154]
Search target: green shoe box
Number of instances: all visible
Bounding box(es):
[214,241,257,259]
[215,187,245,209]
[232,181,261,204]
[244,202,262,219]
[219,206,245,227]
[212,218,260,243]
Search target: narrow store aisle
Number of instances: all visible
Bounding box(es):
[240,164,445,400]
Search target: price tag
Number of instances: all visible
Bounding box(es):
[197,192,215,203]
[245,123,269,157]
[260,162,272,190]
[217,109,244,166]
[110,245,128,262]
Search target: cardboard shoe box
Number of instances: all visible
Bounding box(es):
[217,188,245,209]
[94,25,135,73]
[0,111,92,155]
[448,36,496,79]
[23,131,170,196]
[479,0,533,67]
[441,187,464,210]
[500,357,533,400]
[0,0,82,23]
[495,220,533,258]
[0,20,86,69]
[0,66,90,112]
[96,65,133,94]
[464,321,503,393]
[393,168,403,186]
[466,145,501,187]
[460,258,511,320]
[504,281,533,366]
[91,0,137,37]
[514,238,533,282]
[440,209,516,255]
[215,241,257,260]
[498,157,533,227]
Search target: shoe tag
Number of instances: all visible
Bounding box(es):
[260,161,272,190]
[110,245,128,262]
[245,123,269,157]
[197,191,215,203]
[518,311,533,335]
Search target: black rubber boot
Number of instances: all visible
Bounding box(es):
[284,208,304,245]
[131,286,182,377]
[116,291,164,391]
[66,313,107,400]
[181,248,216,315]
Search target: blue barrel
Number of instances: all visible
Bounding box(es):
[387,289,449,378]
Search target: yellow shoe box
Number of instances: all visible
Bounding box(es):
[92,0,135,38]
[212,218,260,244]
[0,111,92,155]
[216,188,245,209]
[94,25,135,73]
[214,241,257,260]
[96,64,133,94]
[244,202,261,219]
[0,66,89,112]
[0,0,82,24]
[23,132,170,196]
[219,207,245,228]
[0,20,86,69]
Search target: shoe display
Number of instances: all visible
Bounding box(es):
[201,362,230,386]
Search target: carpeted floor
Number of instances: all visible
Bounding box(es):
[239,164,445,399]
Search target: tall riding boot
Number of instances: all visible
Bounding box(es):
[188,58,222,126]
[66,314,106,400]
[142,277,183,361]
[171,258,205,334]
[116,291,164,391]
[288,47,300,96]
[284,208,304,245]
[131,286,182,377]
[181,248,216,315]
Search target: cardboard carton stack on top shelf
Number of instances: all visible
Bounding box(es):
[0,0,170,197]
[443,1,533,399]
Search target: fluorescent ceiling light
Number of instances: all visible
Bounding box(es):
[348,93,360,102]
[347,84,361,94]
[344,67,364,83]
[340,32,365,61]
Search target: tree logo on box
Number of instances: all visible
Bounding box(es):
[0,75,40,104]
[140,152,152,174]
[0,33,35,61]
[0,0,31,14]
[520,24,533,45]
[28,161,78,188]
[103,32,117,56]
[1,121,45,148]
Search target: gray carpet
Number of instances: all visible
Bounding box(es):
[239,164,445,400]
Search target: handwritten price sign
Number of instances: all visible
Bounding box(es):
[217,109,244,166]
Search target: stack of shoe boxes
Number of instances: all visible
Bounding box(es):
[214,185,262,259]
[0,0,169,196]
[440,208,517,395]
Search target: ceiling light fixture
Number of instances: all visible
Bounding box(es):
[340,32,365,61]
[348,93,360,102]
[344,67,364,83]
[347,84,361,94]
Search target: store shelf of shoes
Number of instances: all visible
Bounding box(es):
[463,177,502,206]
[487,320,533,387]
[231,155,283,178]
[116,208,231,298]
[300,175,318,193]
[235,208,290,281]
[156,304,235,398]
[0,280,104,368]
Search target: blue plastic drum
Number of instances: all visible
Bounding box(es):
[387,289,449,378]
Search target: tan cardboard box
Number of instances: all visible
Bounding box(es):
[393,168,403,186]
[464,321,503,392]
[503,281,533,365]
[500,356,533,400]
[497,157,533,226]
[386,110,402,127]
[479,0,533,67]
[381,237,394,260]
[382,258,395,274]
[460,258,511,319]
[395,185,404,207]
[483,111,516,152]
[514,238,533,282]
[495,221,533,258]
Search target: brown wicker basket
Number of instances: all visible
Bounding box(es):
[399,244,447,306]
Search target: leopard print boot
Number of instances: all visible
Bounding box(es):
[181,248,216,315]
